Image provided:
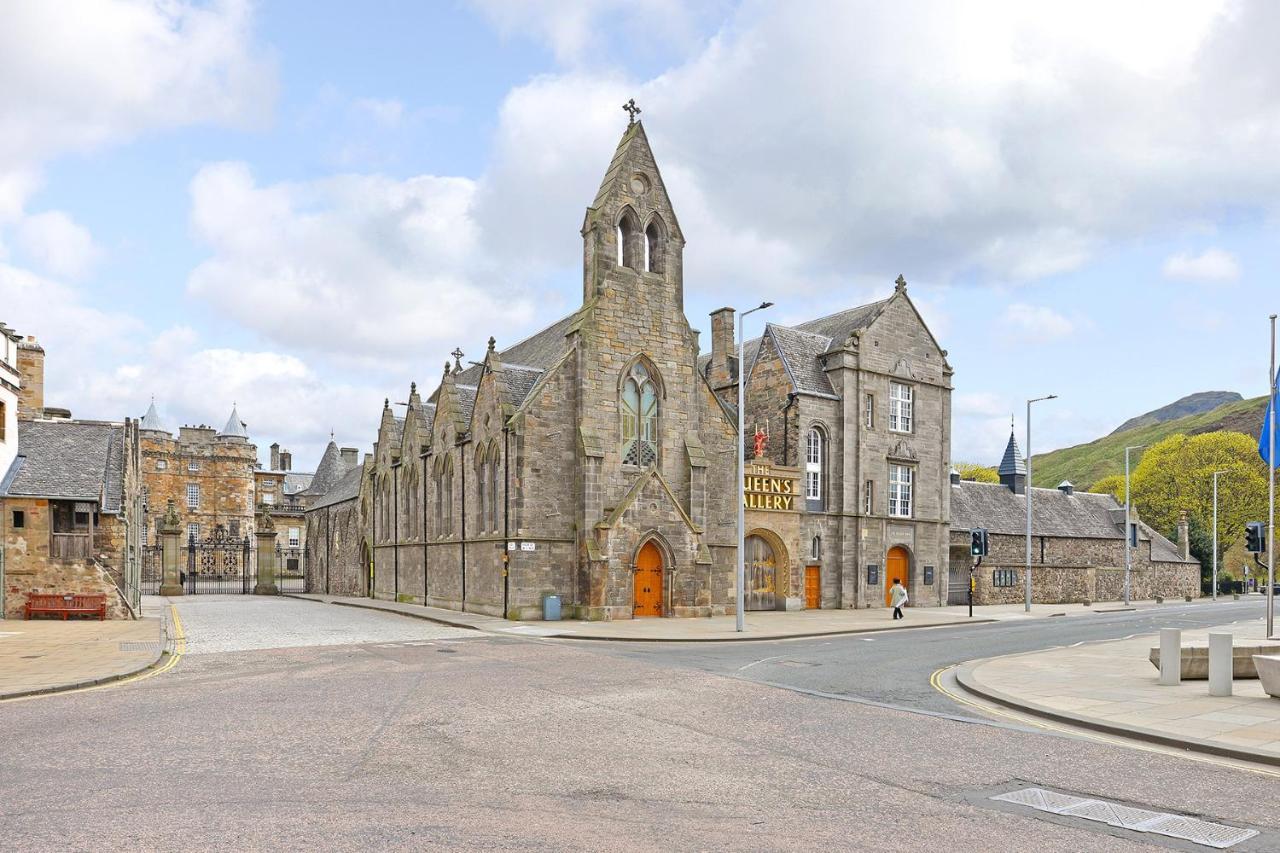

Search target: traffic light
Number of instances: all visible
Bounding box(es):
[969,528,989,558]
[1245,522,1266,554]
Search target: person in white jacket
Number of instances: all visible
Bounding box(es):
[889,579,908,620]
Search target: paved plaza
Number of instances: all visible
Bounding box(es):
[958,618,1280,762]
[0,616,164,700]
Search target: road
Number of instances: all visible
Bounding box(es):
[1,596,1276,851]
[577,598,1270,718]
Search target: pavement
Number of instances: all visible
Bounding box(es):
[4,595,1277,851]
[956,618,1280,766]
[289,592,1219,641]
[0,614,166,700]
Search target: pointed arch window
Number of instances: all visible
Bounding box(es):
[475,448,488,535]
[644,218,665,273]
[489,441,502,533]
[622,361,659,466]
[616,208,640,269]
[805,427,824,506]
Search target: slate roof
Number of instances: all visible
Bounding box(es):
[998,431,1027,476]
[139,400,169,433]
[500,365,544,408]
[217,405,248,438]
[1,420,126,512]
[765,324,837,397]
[307,464,363,511]
[422,402,436,434]
[456,385,478,422]
[950,480,1194,563]
[699,297,891,395]
[300,441,345,497]
[281,471,314,496]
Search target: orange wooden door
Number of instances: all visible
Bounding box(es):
[885,547,909,606]
[634,542,663,617]
[804,566,820,609]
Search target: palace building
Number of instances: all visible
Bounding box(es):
[306,115,954,619]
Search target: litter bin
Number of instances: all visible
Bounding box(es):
[543,594,562,621]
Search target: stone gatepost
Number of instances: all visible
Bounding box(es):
[158,499,185,597]
[254,511,279,595]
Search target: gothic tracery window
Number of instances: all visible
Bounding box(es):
[622,361,659,466]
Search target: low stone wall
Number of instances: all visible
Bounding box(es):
[4,556,131,620]
[968,561,1199,606]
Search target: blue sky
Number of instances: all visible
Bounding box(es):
[2,0,1279,472]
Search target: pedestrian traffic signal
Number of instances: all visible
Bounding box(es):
[969,528,989,557]
[1245,522,1266,554]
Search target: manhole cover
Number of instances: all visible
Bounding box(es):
[991,787,1257,849]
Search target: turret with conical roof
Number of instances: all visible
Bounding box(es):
[217,404,249,440]
[302,439,345,497]
[998,429,1027,494]
[139,398,170,434]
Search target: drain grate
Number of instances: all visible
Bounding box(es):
[991,787,1257,849]
[119,642,163,653]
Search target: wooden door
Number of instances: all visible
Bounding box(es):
[885,546,909,606]
[634,542,663,617]
[804,566,820,609]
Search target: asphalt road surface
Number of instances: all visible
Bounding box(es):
[577,598,1271,717]
[2,596,1277,851]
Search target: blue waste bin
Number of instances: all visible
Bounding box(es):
[543,594,561,621]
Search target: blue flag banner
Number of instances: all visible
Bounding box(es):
[1262,368,1279,469]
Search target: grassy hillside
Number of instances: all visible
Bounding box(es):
[1031,395,1269,489]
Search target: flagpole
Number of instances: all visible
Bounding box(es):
[1269,314,1276,638]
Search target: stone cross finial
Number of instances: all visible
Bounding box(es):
[451,347,464,371]
[894,274,907,293]
[488,336,496,352]
[622,98,641,125]
[410,381,417,394]
[384,398,390,409]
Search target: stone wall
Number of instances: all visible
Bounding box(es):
[15,337,44,419]
[305,497,367,597]
[141,427,256,546]
[2,497,130,619]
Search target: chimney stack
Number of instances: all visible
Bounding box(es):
[341,447,359,468]
[16,335,45,419]
[708,307,737,390]
[270,442,280,471]
[280,450,291,471]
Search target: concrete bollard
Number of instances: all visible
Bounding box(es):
[1159,628,1182,686]
[1208,632,1233,697]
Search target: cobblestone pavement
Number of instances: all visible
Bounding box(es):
[155,595,474,655]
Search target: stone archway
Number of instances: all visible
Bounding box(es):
[745,528,791,611]
[884,545,912,607]
[632,539,667,617]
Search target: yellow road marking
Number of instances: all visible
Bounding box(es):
[929,665,1280,780]
[1,604,186,704]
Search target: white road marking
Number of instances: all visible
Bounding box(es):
[738,655,785,671]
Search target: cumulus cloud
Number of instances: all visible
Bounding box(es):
[1001,304,1076,342]
[186,162,536,367]
[14,211,101,279]
[1162,248,1240,282]
[469,0,1280,294]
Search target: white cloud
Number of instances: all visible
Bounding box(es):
[14,211,101,279]
[469,0,1280,292]
[1162,248,1240,282]
[354,97,405,128]
[1001,304,1076,342]
[186,162,536,367]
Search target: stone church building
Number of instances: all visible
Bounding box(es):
[307,117,954,619]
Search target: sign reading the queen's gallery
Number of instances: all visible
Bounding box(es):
[743,464,797,511]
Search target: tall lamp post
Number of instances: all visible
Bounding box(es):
[1268,314,1276,638]
[1123,444,1146,606]
[737,301,773,632]
[1212,469,1227,601]
[1024,394,1058,612]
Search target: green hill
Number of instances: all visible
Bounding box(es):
[1031,395,1269,490]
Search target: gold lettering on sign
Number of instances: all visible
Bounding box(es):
[743,472,797,512]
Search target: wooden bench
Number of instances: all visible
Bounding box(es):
[24,593,107,621]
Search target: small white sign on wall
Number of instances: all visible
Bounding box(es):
[520,541,536,552]
[507,541,517,551]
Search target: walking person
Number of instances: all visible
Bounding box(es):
[889,578,908,620]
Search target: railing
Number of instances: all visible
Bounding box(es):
[51,533,91,560]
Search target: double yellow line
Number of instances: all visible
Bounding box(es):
[2,604,185,704]
[930,664,1280,780]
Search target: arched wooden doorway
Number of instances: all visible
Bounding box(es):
[362,541,373,598]
[745,535,777,611]
[884,546,910,607]
[634,541,664,617]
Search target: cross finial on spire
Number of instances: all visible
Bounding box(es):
[622,98,640,125]
[894,274,907,293]
[450,347,464,371]
[487,336,496,352]
[330,428,335,440]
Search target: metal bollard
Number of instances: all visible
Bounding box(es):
[1159,628,1181,686]
[1208,632,1233,697]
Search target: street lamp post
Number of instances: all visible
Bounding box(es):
[737,301,773,632]
[1212,469,1227,601]
[1025,394,1058,612]
[1123,444,1146,606]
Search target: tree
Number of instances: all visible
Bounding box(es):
[1128,432,1270,569]
[1091,474,1125,503]
[954,462,999,483]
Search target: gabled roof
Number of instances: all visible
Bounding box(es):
[456,384,478,423]
[1,420,126,512]
[500,365,544,408]
[762,324,837,397]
